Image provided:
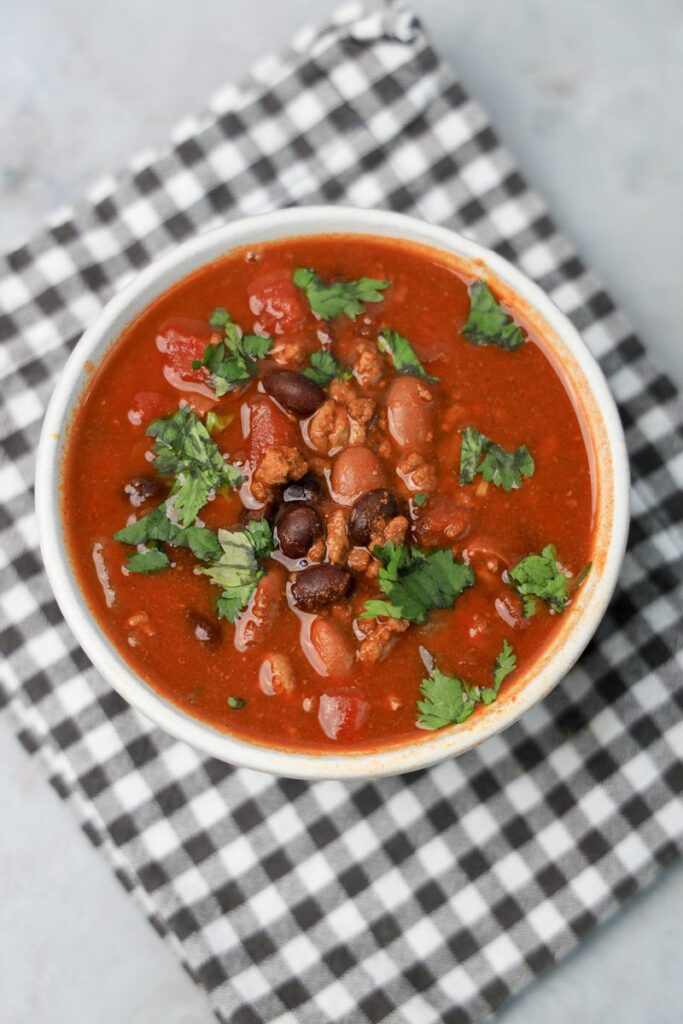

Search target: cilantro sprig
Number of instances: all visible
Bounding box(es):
[462,281,526,351]
[148,406,243,528]
[377,329,439,384]
[293,267,390,321]
[193,307,272,396]
[115,503,222,566]
[303,350,352,387]
[198,519,274,622]
[417,639,517,729]
[361,542,474,624]
[508,544,590,615]
[459,426,535,491]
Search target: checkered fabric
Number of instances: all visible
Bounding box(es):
[1,3,682,1022]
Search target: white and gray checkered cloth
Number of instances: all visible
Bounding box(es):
[1,4,682,1022]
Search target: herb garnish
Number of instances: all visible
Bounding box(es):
[417,639,517,729]
[148,406,243,528]
[293,267,390,321]
[508,545,590,615]
[198,519,274,622]
[462,281,526,351]
[227,696,246,710]
[459,426,535,491]
[413,492,428,507]
[124,548,172,575]
[192,307,272,395]
[303,350,352,387]
[377,329,439,384]
[361,542,474,624]
[115,504,222,563]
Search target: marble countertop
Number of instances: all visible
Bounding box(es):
[2,2,682,1021]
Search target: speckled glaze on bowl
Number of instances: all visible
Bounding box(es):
[35,207,629,779]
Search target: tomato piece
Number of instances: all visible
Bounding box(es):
[157,318,214,391]
[128,390,175,426]
[318,689,369,741]
[247,270,308,335]
[244,396,301,468]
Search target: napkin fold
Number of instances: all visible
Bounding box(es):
[1,3,682,1023]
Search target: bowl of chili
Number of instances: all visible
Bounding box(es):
[36,206,629,779]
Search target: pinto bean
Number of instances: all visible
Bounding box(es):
[123,475,166,508]
[291,564,353,611]
[386,375,434,452]
[186,609,221,647]
[283,471,324,503]
[262,369,325,417]
[276,505,323,559]
[330,446,387,505]
[413,499,472,547]
[349,488,399,546]
[309,619,354,678]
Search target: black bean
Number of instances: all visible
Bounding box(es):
[123,476,166,508]
[262,369,325,417]
[291,564,353,611]
[276,505,322,559]
[349,488,399,546]
[283,472,324,503]
[186,609,221,647]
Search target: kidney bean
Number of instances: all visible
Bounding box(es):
[259,652,296,694]
[276,505,323,559]
[349,488,399,546]
[330,446,387,505]
[262,369,325,417]
[386,375,434,451]
[291,564,353,611]
[186,609,221,647]
[309,619,354,678]
[123,475,167,508]
[283,471,324,503]
[413,498,471,547]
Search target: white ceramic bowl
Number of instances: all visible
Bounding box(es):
[36,206,629,779]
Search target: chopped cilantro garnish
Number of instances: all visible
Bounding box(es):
[114,504,222,562]
[413,492,428,507]
[462,281,526,351]
[377,329,439,384]
[194,308,271,395]
[459,426,535,491]
[147,406,243,528]
[508,544,574,614]
[417,639,517,729]
[303,350,352,387]
[227,696,246,710]
[198,520,274,623]
[124,548,171,574]
[361,542,475,624]
[293,267,389,321]
[417,665,477,729]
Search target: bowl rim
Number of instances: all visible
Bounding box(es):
[35,205,630,780]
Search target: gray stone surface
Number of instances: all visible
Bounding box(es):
[1,1,681,1022]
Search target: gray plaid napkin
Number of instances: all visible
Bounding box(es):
[1,3,682,1022]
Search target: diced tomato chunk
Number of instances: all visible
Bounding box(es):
[157,318,214,389]
[128,390,174,425]
[318,689,369,741]
[244,396,301,468]
[247,269,308,335]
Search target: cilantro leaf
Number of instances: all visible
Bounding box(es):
[417,665,478,729]
[417,639,517,727]
[198,520,274,623]
[124,548,171,574]
[303,350,352,387]
[293,267,390,321]
[147,407,243,527]
[205,410,233,436]
[459,426,534,491]
[361,543,475,624]
[508,544,571,613]
[377,329,439,384]
[194,308,272,395]
[227,696,246,710]
[114,503,222,568]
[462,280,526,351]
[413,492,428,507]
